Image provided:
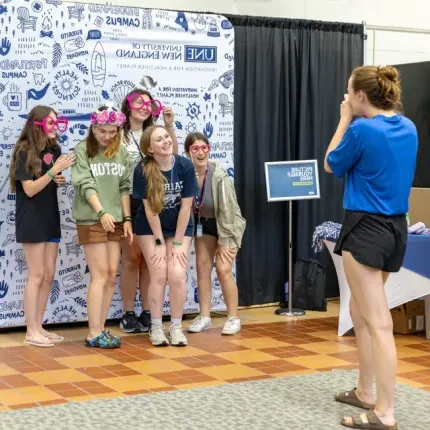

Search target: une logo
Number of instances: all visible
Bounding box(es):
[0,280,9,299]
[184,46,217,63]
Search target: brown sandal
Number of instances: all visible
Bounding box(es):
[335,388,375,410]
[341,411,397,429]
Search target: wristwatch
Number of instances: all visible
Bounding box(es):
[155,238,164,246]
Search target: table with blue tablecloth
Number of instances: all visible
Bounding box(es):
[313,222,430,338]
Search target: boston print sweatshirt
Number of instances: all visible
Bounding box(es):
[71,141,131,225]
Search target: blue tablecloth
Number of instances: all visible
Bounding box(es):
[402,234,430,279]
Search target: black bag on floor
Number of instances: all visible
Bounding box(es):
[292,259,327,311]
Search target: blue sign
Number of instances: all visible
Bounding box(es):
[184,46,217,63]
[265,160,320,201]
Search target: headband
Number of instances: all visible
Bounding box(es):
[90,107,126,127]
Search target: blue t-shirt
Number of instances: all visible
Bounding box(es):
[327,114,418,216]
[132,155,198,236]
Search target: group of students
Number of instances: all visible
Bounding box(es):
[10,88,246,350]
[10,63,419,429]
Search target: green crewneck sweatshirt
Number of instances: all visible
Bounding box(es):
[71,141,131,225]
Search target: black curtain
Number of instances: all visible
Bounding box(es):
[228,16,364,306]
[394,61,430,188]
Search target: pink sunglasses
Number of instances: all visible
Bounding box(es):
[126,93,163,116]
[189,144,210,154]
[33,115,69,134]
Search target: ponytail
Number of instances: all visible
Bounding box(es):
[143,157,166,214]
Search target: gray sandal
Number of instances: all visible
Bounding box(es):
[341,411,397,429]
[335,388,375,410]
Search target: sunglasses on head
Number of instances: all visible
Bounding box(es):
[33,115,69,134]
[126,93,163,116]
[189,143,210,154]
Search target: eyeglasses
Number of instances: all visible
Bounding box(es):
[33,115,69,134]
[189,144,210,154]
[126,94,163,116]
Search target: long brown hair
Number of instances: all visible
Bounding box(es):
[9,105,59,192]
[121,88,156,144]
[140,125,167,214]
[86,106,121,159]
[351,65,402,111]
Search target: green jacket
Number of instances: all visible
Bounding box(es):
[71,141,131,225]
[211,161,246,248]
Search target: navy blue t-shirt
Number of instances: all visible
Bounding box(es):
[327,114,418,216]
[132,155,198,236]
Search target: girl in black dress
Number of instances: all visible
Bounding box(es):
[9,105,75,347]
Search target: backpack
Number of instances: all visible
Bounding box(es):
[292,259,327,311]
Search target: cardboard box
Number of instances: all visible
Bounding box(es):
[409,188,430,226]
[391,300,426,334]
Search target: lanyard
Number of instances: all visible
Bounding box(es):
[168,155,176,187]
[194,167,208,214]
[130,131,144,160]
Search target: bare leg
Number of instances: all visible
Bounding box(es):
[341,252,396,427]
[215,247,238,317]
[22,243,53,346]
[83,243,110,339]
[137,235,167,320]
[120,236,141,311]
[139,256,150,311]
[195,235,217,317]
[348,297,375,405]
[37,242,59,337]
[346,271,390,405]
[167,237,192,320]
[100,241,121,330]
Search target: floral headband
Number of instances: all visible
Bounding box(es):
[90,108,126,127]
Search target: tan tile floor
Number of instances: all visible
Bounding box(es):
[0,302,429,411]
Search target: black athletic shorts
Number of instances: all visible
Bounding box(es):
[333,210,407,273]
[194,215,218,237]
[130,197,142,234]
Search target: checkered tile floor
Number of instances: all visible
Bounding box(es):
[0,309,429,411]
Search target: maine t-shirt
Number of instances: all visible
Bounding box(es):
[327,114,418,216]
[15,145,62,243]
[132,155,198,236]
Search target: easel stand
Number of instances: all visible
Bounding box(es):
[275,200,306,317]
[264,159,321,318]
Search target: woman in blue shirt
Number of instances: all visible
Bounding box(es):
[325,65,417,430]
[133,125,198,348]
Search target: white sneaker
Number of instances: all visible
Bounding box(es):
[149,326,169,346]
[222,317,241,335]
[188,314,211,333]
[169,325,188,346]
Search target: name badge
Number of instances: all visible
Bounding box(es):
[196,222,203,238]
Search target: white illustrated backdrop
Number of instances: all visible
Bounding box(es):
[0,0,234,327]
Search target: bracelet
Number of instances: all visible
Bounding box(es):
[97,209,106,218]
[172,241,182,246]
[123,216,132,222]
[47,170,55,180]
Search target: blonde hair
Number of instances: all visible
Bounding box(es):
[140,125,168,214]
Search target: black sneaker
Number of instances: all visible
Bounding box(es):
[139,310,151,332]
[119,311,144,333]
